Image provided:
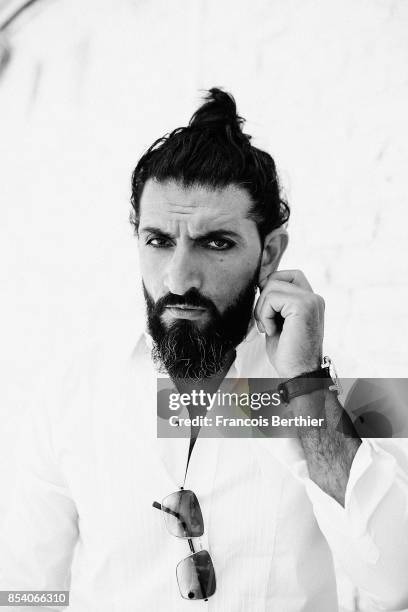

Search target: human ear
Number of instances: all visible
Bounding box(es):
[257,227,288,289]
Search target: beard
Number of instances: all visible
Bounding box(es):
[143,275,258,381]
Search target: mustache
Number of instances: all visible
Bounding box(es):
[154,289,218,316]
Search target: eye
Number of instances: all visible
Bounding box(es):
[204,239,235,251]
[146,236,173,248]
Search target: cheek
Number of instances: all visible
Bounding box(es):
[210,258,258,308]
[138,250,165,298]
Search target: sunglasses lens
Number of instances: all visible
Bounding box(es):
[176,550,216,600]
[162,490,204,537]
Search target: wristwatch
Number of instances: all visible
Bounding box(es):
[277,356,342,404]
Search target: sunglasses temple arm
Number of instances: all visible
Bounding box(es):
[152,501,189,531]
[152,501,179,519]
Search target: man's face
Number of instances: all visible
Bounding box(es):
[137,179,263,378]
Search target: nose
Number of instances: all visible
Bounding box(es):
[163,243,202,295]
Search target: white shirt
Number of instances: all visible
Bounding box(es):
[1,325,408,612]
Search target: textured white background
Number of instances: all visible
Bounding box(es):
[0,1,407,609]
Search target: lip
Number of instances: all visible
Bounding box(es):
[165,306,206,319]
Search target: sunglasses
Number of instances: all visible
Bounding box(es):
[153,488,216,601]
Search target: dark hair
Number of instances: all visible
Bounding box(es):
[130,87,290,241]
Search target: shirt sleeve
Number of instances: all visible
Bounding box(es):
[304,437,408,611]
[0,375,79,611]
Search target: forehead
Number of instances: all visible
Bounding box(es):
[138,179,253,233]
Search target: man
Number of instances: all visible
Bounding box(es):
[1,88,408,611]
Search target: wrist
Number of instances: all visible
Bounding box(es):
[277,356,339,405]
[276,359,322,379]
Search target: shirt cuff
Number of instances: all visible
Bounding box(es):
[303,438,398,564]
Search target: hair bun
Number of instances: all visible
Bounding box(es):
[189,87,245,132]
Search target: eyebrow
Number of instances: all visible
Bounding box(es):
[139,226,242,241]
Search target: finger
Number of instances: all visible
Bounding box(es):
[260,269,313,292]
[257,291,306,336]
[255,287,325,336]
[254,279,305,325]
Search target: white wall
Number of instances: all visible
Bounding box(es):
[0,1,407,609]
